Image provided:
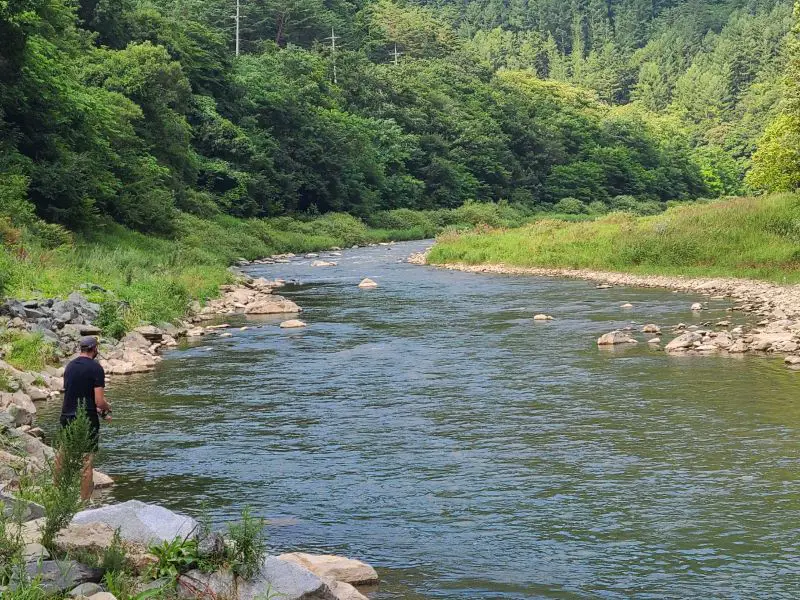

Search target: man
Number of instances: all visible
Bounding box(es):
[61,335,112,500]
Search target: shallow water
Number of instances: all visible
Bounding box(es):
[41,241,800,598]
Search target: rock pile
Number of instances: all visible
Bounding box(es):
[191,277,300,320]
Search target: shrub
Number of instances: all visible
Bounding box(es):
[227,507,267,580]
[553,197,588,214]
[0,500,24,584]
[96,300,130,340]
[148,536,199,580]
[587,201,609,214]
[41,409,95,552]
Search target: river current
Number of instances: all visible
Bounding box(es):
[41,240,800,598]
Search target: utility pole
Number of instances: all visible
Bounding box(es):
[325,27,339,84]
[391,43,402,66]
[233,0,241,56]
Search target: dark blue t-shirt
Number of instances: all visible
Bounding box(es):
[62,356,105,417]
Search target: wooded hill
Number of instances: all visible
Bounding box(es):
[2,0,798,234]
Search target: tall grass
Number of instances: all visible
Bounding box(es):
[428,194,800,283]
[0,202,544,326]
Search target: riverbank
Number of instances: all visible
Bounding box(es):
[0,251,382,600]
[427,194,800,284]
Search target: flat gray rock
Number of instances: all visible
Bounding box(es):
[69,582,103,597]
[1,491,46,522]
[179,557,335,600]
[72,500,198,546]
[14,560,103,595]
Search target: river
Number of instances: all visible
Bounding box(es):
[41,240,800,598]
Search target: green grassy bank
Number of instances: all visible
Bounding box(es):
[0,202,562,331]
[428,194,800,284]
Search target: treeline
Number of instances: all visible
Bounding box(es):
[0,0,796,235]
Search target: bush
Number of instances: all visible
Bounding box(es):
[227,507,267,580]
[41,409,95,552]
[0,500,24,584]
[148,536,199,580]
[587,201,609,214]
[96,300,130,340]
[553,197,588,214]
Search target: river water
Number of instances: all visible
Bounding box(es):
[41,240,800,598]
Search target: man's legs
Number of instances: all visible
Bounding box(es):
[80,453,94,501]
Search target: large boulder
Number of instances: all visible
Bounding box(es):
[278,554,379,586]
[55,522,116,555]
[179,557,336,600]
[244,296,302,315]
[665,332,702,352]
[133,326,165,343]
[15,560,103,595]
[67,292,100,321]
[596,331,637,345]
[72,500,198,546]
[0,391,36,426]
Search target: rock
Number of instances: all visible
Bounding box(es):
[67,292,100,320]
[88,593,118,600]
[326,580,369,600]
[133,326,164,342]
[647,338,661,344]
[219,332,233,338]
[280,320,307,329]
[69,583,103,597]
[120,331,151,351]
[305,253,319,259]
[358,278,378,289]
[180,557,336,600]
[0,391,36,426]
[728,339,749,353]
[0,300,27,319]
[665,332,702,352]
[55,522,116,555]
[533,314,554,321]
[785,355,800,366]
[691,302,703,311]
[22,543,50,561]
[244,296,302,315]
[597,331,637,345]
[79,325,102,336]
[311,260,337,267]
[620,303,633,309]
[696,344,718,352]
[641,324,661,334]
[278,553,379,586]
[1,491,46,522]
[772,340,799,353]
[72,500,198,546]
[17,560,103,595]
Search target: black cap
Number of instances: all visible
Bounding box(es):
[79,336,98,350]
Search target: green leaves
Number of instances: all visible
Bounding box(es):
[148,536,200,581]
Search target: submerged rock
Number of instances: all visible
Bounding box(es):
[597,331,637,345]
[665,332,702,352]
[278,553,379,586]
[280,320,307,329]
[358,278,378,289]
[533,314,554,321]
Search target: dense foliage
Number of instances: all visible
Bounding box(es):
[6,0,793,236]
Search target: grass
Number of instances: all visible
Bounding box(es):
[428,194,800,284]
[0,203,542,327]
[0,331,59,371]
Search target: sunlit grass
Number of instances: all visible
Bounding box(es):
[428,194,800,284]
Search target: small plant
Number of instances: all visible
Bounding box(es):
[102,528,131,573]
[96,300,130,339]
[40,408,95,552]
[0,500,25,584]
[148,535,199,581]
[227,507,267,580]
[0,369,16,392]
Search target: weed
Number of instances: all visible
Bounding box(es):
[148,536,199,581]
[227,507,267,580]
[40,408,94,552]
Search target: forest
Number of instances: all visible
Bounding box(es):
[3,0,799,237]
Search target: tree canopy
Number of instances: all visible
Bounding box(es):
[1,0,796,233]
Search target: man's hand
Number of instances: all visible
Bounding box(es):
[95,386,112,421]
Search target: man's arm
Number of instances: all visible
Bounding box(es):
[94,364,111,420]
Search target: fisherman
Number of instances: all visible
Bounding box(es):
[60,335,112,500]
